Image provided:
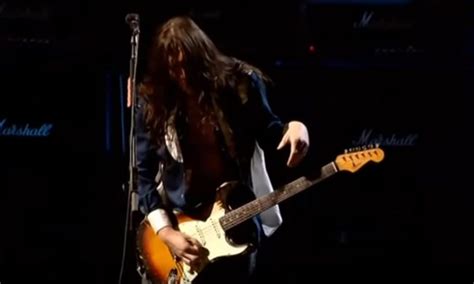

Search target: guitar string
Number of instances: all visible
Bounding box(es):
[184,178,317,238]
[186,194,281,237]
[185,179,306,238]
[165,244,186,279]
[175,260,187,281]
[168,180,323,281]
[185,189,292,239]
[222,190,290,230]
[185,158,361,236]
[160,161,357,279]
[181,198,269,238]
[223,178,313,229]
[222,159,371,229]
[175,252,204,281]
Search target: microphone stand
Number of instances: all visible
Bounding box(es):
[127,26,140,231]
[118,15,141,284]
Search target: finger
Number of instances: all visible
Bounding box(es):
[180,255,191,265]
[187,258,203,274]
[286,139,298,166]
[191,242,208,257]
[277,132,289,150]
[200,247,210,257]
[186,236,202,248]
[289,142,309,167]
[183,241,201,255]
[183,252,199,263]
[191,259,203,272]
[183,246,199,255]
[184,235,203,253]
[290,138,298,155]
[288,153,304,168]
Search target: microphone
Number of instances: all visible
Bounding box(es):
[125,13,140,34]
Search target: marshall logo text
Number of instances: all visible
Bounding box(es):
[352,128,418,147]
[353,10,413,30]
[0,118,53,137]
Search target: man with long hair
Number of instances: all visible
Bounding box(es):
[133,16,309,283]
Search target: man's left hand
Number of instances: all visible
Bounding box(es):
[277,121,310,167]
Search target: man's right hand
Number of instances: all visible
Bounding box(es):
[158,226,208,270]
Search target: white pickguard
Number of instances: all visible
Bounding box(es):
[176,202,248,283]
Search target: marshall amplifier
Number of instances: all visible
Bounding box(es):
[303,0,431,60]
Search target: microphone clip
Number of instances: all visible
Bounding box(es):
[125,13,140,35]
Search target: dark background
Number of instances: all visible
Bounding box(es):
[0,0,472,283]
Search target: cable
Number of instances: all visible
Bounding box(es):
[118,183,133,284]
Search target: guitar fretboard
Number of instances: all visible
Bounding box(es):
[220,161,338,231]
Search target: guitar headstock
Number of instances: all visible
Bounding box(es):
[335,144,384,173]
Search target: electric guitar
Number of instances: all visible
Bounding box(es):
[136,145,385,283]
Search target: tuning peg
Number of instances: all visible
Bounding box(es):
[344,149,348,154]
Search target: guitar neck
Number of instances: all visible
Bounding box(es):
[220,161,339,231]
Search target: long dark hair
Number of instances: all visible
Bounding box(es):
[138,16,268,145]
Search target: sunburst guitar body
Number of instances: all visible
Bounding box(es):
[137,181,258,284]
